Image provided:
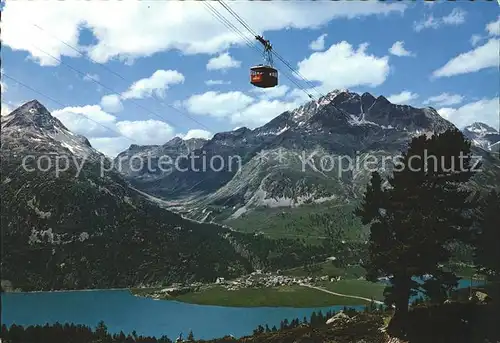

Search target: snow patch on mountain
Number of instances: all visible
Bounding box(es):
[1,100,102,160]
[463,122,500,152]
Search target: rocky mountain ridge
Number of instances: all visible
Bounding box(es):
[112,89,500,222]
[1,100,100,160]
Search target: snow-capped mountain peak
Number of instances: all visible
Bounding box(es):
[1,100,101,160]
[462,122,500,152]
[464,122,499,135]
[316,89,350,105]
[2,100,68,132]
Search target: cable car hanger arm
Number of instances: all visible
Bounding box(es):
[255,35,272,51]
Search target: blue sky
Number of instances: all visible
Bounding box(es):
[1,1,499,156]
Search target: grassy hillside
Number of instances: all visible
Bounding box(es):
[224,201,366,245]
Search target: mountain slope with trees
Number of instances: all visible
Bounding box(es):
[0,101,255,291]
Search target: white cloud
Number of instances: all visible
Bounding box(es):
[88,137,132,158]
[1,103,12,116]
[0,68,7,93]
[232,98,301,128]
[52,104,177,156]
[468,17,499,48]
[414,8,466,32]
[486,16,500,36]
[52,105,118,138]
[285,88,315,103]
[387,91,419,105]
[413,15,440,32]
[205,79,231,86]
[184,91,254,118]
[206,52,241,71]
[437,97,499,129]
[100,94,123,113]
[121,69,184,100]
[309,33,327,51]
[251,85,290,100]
[89,119,176,157]
[1,1,405,65]
[184,88,306,128]
[296,41,390,92]
[388,41,414,57]
[441,8,467,25]
[432,39,500,78]
[83,73,100,82]
[183,129,213,140]
[470,34,484,47]
[423,93,464,107]
[116,119,175,145]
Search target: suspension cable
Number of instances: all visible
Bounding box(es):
[203,2,313,99]
[216,0,324,99]
[31,22,214,133]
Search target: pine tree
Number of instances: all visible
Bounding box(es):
[474,190,500,280]
[317,310,324,324]
[355,129,477,326]
[310,311,317,327]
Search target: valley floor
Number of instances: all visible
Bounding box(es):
[130,262,483,308]
[140,283,380,307]
[131,275,385,308]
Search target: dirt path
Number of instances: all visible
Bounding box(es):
[300,283,384,305]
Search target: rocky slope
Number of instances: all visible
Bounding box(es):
[114,90,500,222]
[462,122,500,152]
[114,136,207,182]
[0,100,254,291]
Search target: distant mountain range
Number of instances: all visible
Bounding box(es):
[112,90,500,222]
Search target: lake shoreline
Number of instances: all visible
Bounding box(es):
[2,287,131,294]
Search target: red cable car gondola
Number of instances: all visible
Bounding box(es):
[250,35,278,89]
[250,64,278,88]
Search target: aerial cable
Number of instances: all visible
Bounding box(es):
[203,2,261,55]
[216,0,324,99]
[31,23,214,133]
[215,0,315,97]
[203,2,312,98]
[205,2,314,98]
[271,50,324,97]
[217,0,322,98]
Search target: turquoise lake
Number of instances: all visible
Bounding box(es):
[1,289,364,340]
[1,278,483,340]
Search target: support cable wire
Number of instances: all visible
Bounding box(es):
[31,23,213,133]
[216,0,324,99]
[202,2,262,56]
[203,2,312,99]
[217,0,320,96]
